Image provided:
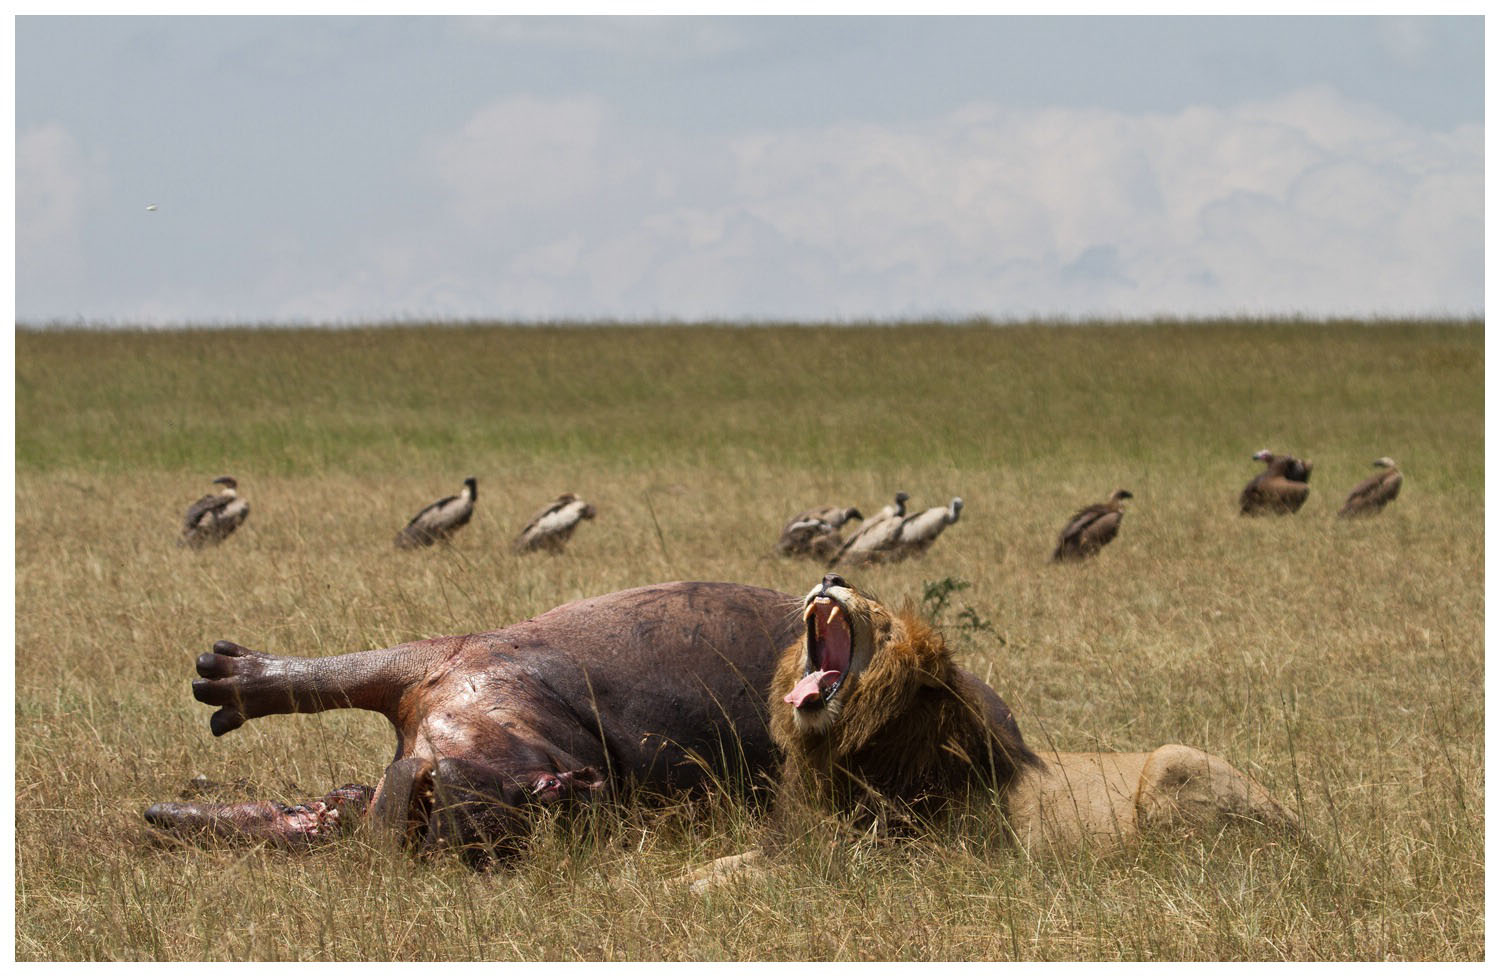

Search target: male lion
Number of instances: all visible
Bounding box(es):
[685,573,1298,889]
[770,572,1040,831]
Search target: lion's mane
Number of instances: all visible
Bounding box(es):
[769,605,1039,825]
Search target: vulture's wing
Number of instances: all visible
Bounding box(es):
[183,493,232,533]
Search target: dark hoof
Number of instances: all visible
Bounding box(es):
[209,708,245,737]
[196,641,258,680]
[192,641,269,735]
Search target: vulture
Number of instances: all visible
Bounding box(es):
[1051,489,1132,562]
[1239,450,1312,516]
[1338,457,1402,518]
[830,491,909,567]
[777,504,863,561]
[179,476,250,548]
[395,477,477,548]
[891,497,964,560]
[513,493,597,554]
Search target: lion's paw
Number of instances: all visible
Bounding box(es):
[675,850,767,895]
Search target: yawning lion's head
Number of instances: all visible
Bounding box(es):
[769,572,1037,819]
[781,573,894,735]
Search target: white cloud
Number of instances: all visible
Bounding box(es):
[648,88,1464,317]
[16,123,108,269]
[341,86,1486,321]
[1235,85,1414,156]
[429,95,609,222]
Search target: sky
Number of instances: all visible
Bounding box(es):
[13,15,1486,325]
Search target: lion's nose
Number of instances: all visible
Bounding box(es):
[821,573,847,591]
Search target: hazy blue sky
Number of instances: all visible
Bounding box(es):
[15,15,1484,324]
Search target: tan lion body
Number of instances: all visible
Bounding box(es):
[1008,746,1297,849]
[685,577,1296,891]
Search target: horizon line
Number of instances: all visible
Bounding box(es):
[14,311,1485,332]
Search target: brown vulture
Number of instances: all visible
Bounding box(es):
[1051,489,1131,561]
[1338,457,1402,517]
[179,476,250,548]
[1239,450,1312,515]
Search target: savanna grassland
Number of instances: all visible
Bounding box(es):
[15,320,1483,960]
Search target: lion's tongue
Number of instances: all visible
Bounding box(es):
[784,669,841,708]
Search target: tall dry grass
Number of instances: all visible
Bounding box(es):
[15,319,1482,959]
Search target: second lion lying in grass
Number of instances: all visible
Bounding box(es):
[685,573,1298,890]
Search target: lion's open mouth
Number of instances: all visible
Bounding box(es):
[785,595,852,710]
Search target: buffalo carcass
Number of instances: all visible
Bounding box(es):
[146,581,800,865]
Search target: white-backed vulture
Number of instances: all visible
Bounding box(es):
[891,497,964,560]
[830,491,909,567]
[395,477,477,549]
[513,494,597,554]
[1051,489,1131,561]
[777,505,863,561]
[1239,450,1312,516]
[867,492,911,527]
[179,476,250,548]
[1338,457,1402,518]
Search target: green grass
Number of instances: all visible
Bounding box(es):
[15,318,1483,960]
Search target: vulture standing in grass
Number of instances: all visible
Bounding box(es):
[777,504,864,561]
[1051,490,1132,562]
[1338,457,1402,518]
[395,477,477,548]
[513,493,597,554]
[1239,450,1312,516]
[830,491,909,567]
[891,496,964,560]
[179,476,250,548]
